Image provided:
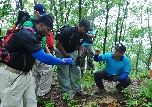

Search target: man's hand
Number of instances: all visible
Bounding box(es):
[95,48,100,55]
[63,58,73,65]
[94,49,102,62]
[120,72,128,80]
[113,76,120,82]
[76,56,82,66]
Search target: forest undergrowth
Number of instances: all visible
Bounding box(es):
[37,68,152,107]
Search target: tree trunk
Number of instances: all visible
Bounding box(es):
[119,1,129,42]
[147,7,152,69]
[115,0,121,45]
[79,0,82,21]
[103,0,109,54]
[135,41,142,73]
[59,0,64,24]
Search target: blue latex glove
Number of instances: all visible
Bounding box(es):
[120,72,129,80]
[94,54,98,61]
[94,54,102,62]
[63,58,73,65]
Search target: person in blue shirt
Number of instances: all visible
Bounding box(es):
[80,28,95,75]
[94,43,131,94]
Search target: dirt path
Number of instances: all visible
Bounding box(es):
[37,78,139,107]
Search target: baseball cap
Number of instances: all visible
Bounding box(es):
[34,4,46,16]
[31,14,53,29]
[115,43,126,53]
[79,18,92,31]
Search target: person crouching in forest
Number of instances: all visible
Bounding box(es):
[93,43,131,94]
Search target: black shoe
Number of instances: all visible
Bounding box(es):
[75,91,89,97]
[116,84,123,91]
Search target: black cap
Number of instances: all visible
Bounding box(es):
[79,18,92,31]
[115,43,126,53]
[89,27,93,31]
[31,14,53,29]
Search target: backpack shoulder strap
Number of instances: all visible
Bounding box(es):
[69,26,76,40]
[71,26,75,33]
[23,27,35,33]
[28,27,34,32]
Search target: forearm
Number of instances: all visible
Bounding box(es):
[45,46,51,54]
[53,45,56,51]
[32,50,64,65]
[56,40,68,57]
[77,45,82,56]
[94,54,103,62]
[87,34,94,38]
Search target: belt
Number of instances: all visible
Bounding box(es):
[6,66,26,74]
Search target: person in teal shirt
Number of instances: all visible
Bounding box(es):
[80,28,95,75]
[94,43,131,94]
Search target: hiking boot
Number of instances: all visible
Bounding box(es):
[116,85,123,92]
[94,89,106,95]
[75,91,89,97]
[66,92,76,100]
[68,94,75,100]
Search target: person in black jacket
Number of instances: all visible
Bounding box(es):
[0,14,73,107]
[56,18,92,99]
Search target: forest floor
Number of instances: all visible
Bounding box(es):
[37,72,141,107]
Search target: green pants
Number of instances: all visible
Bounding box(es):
[56,49,83,95]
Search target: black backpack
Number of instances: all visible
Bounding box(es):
[55,24,75,41]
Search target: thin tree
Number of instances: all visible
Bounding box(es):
[119,1,129,42]
[79,0,82,21]
[147,6,152,69]
[65,0,73,22]
[103,0,109,54]
[115,0,121,45]
[135,5,144,73]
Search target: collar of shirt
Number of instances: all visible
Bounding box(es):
[111,53,124,61]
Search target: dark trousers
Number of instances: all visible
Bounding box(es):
[94,70,131,90]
